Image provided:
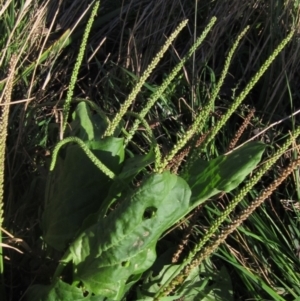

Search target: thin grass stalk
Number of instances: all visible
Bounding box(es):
[124,17,217,147]
[0,28,73,92]
[62,0,100,135]
[158,26,249,172]
[0,0,32,67]
[104,19,189,137]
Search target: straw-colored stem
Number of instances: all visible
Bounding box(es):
[0,54,17,298]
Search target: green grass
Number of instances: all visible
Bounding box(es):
[1,0,300,300]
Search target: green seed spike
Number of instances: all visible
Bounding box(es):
[154,127,300,300]
[124,112,161,169]
[62,1,100,135]
[50,136,115,180]
[104,19,189,138]
[201,29,295,151]
[124,17,217,149]
[158,23,248,173]
[170,149,300,297]
[181,26,250,175]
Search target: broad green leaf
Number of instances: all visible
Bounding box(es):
[69,171,191,300]
[138,259,233,301]
[137,264,184,300]
[26,279,111,301]
[186,141,266,207]
[119,149,155,180]
[96,149,156,219]
[70,101,107,140]
[42,137,124,251]
[181,266,233,301]
[217,142,266,192]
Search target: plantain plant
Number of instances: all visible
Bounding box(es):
[16,1,298,300]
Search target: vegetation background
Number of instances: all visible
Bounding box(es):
[1,0,300,300]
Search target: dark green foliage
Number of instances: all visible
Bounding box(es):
[36,101,265,300]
